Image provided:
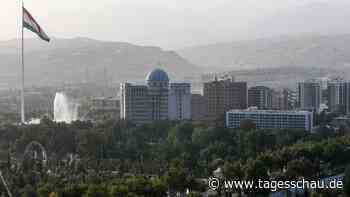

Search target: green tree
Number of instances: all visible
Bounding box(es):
[110,184,129,197]
[150,177,167,196]
[323,141,345,170]
[62,184,88,197]
[239,119,256,131]
[48,192,58,197]
[37,184,51,197]
[223,161,244,197]
[286,158,316,179]
[83,184,108,197]
[20,185,37,197]
[244,159,269,197]
[77,131,107,159]
[164,159,188,193]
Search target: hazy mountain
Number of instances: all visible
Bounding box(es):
[178,34,350,70]
[215,66,350,90]
[178,1,350,70]
[0,38,198,89]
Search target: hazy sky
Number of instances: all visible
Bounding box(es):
[0,0,343,49]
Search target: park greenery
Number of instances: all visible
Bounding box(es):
[0,117,349,196]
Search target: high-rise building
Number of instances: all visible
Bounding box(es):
[146,69,169,121]
[281,88,297,110]
[326,81,350,115]
[345,83,350,115]
[226,108,313,132]
[168,83,191,120]
[204,78,247,121]
[248,86,273,109]
[270,90,282,110]
[191,94,207,121]
[120,69,170,124]
[120,83,151,124]
[298,81,322,112]
[327,80,346,113]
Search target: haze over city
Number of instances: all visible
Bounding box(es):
[2,0,350,49]
[2,0,350,196]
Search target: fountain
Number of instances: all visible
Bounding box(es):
[28,118,41,125]
[53,92,79,123]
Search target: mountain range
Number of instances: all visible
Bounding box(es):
[178,34,350,71]
[178,1,350,70]
[3,1,350,89]
[0,38,198,89]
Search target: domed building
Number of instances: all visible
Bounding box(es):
[146,69,169,121]
[146,68,170,83]
[120,68,191,124]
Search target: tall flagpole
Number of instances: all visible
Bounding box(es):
[20,0,25,124]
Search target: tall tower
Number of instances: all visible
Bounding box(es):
[204,79,247,121]
[168,83,191,120]
[298,81,321,112]
[146,69,170,121]
[281,88,297,110]
[327,81,350,115]
[327,80,345,113]
[120,83,151,124]
[248,86,273,110]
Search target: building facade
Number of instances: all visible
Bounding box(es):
[345,83,350,115]
[91,97,120,111]
[248,86,273,109]
[191,94,207,121]
[327,80,346,113]
[204,78,247,121]
[120,83,151,124]
[326,81,350,115]
[281,88,297,110]
[120,68,191,124]
[226,108,313,132]
[168,83,191,120]
[298,81,322,112]
[89,97,120,121]
[146,69,169,121]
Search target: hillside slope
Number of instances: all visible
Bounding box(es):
[178,34,350,70]
[0,38,198,89]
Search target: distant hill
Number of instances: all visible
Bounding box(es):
[214,66,350,89]
[178,1,350,70]
[178,34,350,70]
[0,38,198,89]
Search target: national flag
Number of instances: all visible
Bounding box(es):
[23,7,50,42]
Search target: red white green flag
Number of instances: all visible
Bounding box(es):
[23,7,50,42]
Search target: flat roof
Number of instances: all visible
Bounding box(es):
[227,109,311,114]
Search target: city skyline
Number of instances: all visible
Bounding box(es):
[1,1,350,196]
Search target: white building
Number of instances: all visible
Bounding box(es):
[226,108,313,131]
[120,68,191,124]
[168,83,191,120]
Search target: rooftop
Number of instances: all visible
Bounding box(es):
[146,68,169,82]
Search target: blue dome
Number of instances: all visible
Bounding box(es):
[146,68,169,81]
